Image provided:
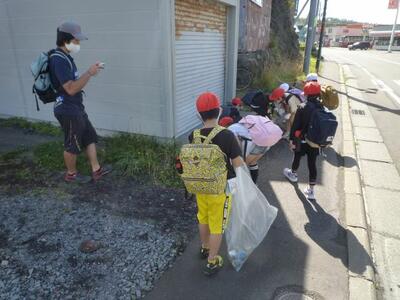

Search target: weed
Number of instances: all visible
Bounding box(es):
[0,148,27,161]
[32,133,182,188]
[15,168,31,181]
[103,134,181,187]
[0,117,62,137]
[254,60,302,92]
[3,118,182,188]
[33,141,94,175]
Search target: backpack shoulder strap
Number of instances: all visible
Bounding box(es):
[286,92,302,104]
[204,126,225,145]
[193,129,205,144]
[50,50,73,71]
[193,129,211,144]
[284,93,292,104]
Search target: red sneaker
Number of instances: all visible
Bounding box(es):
[92,165,112,181]
[64,172,91,183]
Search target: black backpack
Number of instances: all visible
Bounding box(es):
[220,104,241,123]
[241,90,270,117]
[30,49,72,111]
[242,90,265,107]
[306,103,338,148]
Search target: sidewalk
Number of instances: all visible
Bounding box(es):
[340,64,400,300]
[146,61,356,300]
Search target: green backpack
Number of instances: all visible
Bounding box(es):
[180,126,227,195]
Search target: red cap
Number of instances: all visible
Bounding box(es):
[196,92,221,112]
[218,116,234,127]
[303,81,321,96]
[231,97,242,107]
[269,88,285,101]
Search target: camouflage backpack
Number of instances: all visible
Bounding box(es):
[321,85,339,110]
[180,126,227,195]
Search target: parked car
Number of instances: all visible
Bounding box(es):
[348,41,371,50]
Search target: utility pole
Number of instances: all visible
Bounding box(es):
[388,1,399,53]
[295,0,310,24]
[316,0,328,72]
[303,0,319,74]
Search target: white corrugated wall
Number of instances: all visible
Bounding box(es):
[175,0,227,137]
[0,0,174,138]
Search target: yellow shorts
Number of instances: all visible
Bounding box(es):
[196,193,232,234]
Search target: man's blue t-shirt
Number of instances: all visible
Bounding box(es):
[49,49,85,115]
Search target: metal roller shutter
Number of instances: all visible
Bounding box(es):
[175,0,227,136]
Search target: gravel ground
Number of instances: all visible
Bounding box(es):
[0,127,197,299]
[0,172,196,299]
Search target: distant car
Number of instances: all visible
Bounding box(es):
[348,41,371,50]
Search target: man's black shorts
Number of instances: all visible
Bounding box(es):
[55,114,98,155]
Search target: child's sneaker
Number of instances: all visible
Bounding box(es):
[199,246,210,260]
[283,168,298,183]
[304,187,316,200]
[203,255,223,276]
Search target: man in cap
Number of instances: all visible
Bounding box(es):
[49,21,111,182]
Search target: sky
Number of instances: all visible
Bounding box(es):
[297,0,399,25]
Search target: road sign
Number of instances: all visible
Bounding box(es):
[389,0,399,9]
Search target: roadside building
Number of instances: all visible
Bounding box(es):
[370,24,400,51]
[322,23,369,47]
[0,0,240,138]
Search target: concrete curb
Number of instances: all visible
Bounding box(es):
[338,66,378,300]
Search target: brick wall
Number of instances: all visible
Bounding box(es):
[239,0,272,52]
[175,0,227,38]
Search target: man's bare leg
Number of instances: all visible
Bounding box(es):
[64,151,77,174]
[85,143,100,172]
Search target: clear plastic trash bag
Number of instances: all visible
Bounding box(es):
[225,166,278,271]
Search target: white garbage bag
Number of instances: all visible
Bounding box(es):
[225,166,278,271]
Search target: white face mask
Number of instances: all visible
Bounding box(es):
[65,42,80,54]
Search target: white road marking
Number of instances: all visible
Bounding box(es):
[358,67,400,106]
[364,55,400,67]
[394,80,400,88]
[374,79,400,106]
[324,50,400,106]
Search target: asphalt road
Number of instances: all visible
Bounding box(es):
[322,48,400,172]
[147,61,352,300]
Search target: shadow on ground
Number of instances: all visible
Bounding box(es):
[293,183,373,275]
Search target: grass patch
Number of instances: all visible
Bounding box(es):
[2,117,182,187]
[103,134,181,188]
[297,56,318,81]
[0,117,62,137]
[33,141,96,176]
[0,147,27,161]
[32,134,182,188]
[254,60,303,92]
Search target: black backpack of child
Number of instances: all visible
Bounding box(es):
[306,102,338,148]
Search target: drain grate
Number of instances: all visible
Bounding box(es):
[351,109,366,116]
[275,292,314,300]
[273,286,324,300]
